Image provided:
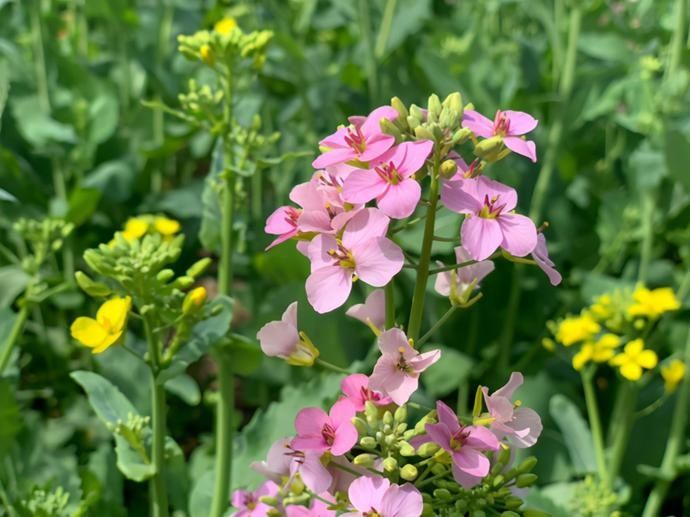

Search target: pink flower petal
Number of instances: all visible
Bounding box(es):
[494,372,524,399]
[295,407,329,436]
[352,237,404,287]
[498,213,538,257]
[307,234,340,272]
[300,451,333,494]
[435,401,461,433]
[409,349,441,372]
[376,179,421,219]
[503,136,537,162]
[508,407,543,448]
[385,375,419,406]
[378,328,409,356]
[451,463,484,489]
[256,312,298,358]
[341,208,390,248]
[346,289,386,330]
[464,426,500,451]
[475,176,518,213]
[453,446,490,477]
[330,398,357,427]
[342,170,388,204]
[298,210,333,233]
[532,233,562,286]
[441,179,481,214]
[312,147,356,169]
[461,216,502,261]
[359,135,396,163]
[330,423,358,456]
[361,105,399,135]
[340,374,368,410]
[395,140,434,176]
[265,206,298,235]
[425,423,452,451]
[505,110,538,135]
[305,266,353,313]
[462,110,495,138]
[290,181,325,211]
[348,475,390,513]
[380,484,423,517]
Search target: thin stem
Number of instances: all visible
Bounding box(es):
[664,0,686,81]
[581,369,609,486]
[374,0,397,59]
[384,282,395,329]
[417,306,458,347]
[209,347,234,517]
[637,193,655,283]
[428,259,480,275]
[407,162,440,342]
[315,358,350,375]
[29,0,50,112]
[606,381,638,487]
[358,0,379,103]
[218,76,236,297]
[0,305,30,375]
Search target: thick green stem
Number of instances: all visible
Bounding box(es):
[210,348,234,517]
[407,163,440,342]
[581,369,609,486]
[384,282,395,329]
[665,0,686,81]
[358,0,379,103]
[642,329,690,517]
[375,0,397,59]
[0,305,30,375]
[606,381,638,486]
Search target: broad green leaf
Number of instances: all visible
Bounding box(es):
[549,394,597,476]
[71,370,139,425]
[88,93,119,144]
[114,435,155,482]
[66,188,102,226]
[578,33,632,63]
[0,378,21,460]
[199,140,223,253]
[188,469,215,517]
[83,161,136,202]
[225,334,263,376]
[0,187,17,202]
[665,128,690,191]
[165,373,201,405]
[420,344,474,398]
[11,96,77,148]
[0,265,29,308]
[380,0,432,57]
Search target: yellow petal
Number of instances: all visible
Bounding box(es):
[637,350,658,369]
[620,362,642,381]
[597,333,621,349]
[91,330,123,354]
[154,217,181,236]
[592,348,615,362]
[71,317,109,348]
[624,339,644,357]
[96,296,132,331]
[609,353,626,367]
[214,17,237,35]
[123,218,149,239]
[572,346,592,371]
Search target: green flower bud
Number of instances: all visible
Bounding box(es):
[353,417,368,435]
[493,474,505,487]
[391,96,409,121]
[504,496,523,510]
[409,104,425,121]
[417,442,439,457]
[359,436,377,450]
[394,405,407,424]
[440,159,458,179]
[438,107,459,130]
[442,92,462,115]
[383,456,398,472]
[498,445,512,466]
[259,496,278,506]
[396,423,408,434]
[501,512,519,517]
[517,456,538,473]
[383,410,394,426]
[398,442,416,457]
[186,257,212,278]
[431,463,446,476]
[157,269,175,282]
[407,115,421,130]
[384,434,395,446]
[474,135,503,158]
[380,118,402,141]
[452,127,473,145]
[427,94,441,122]
[74,271,111,297]
[516,473,538,488]
[173,276,194,289]
[364,401,379,426]
[400,464,418,481]
[353,454,377,467]
[432,488,452,500]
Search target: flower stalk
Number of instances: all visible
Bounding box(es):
[0,305,30,376]
[581,368,609,487]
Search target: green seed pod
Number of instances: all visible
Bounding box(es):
[74,271,112,297]
[400,464,418,481]
[359,436,377,450]
[382,456,398,472]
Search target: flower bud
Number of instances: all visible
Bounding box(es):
[173,276,194,289]
[430,463,446,476]
[359,436,377,450]
[391,96,409,121]
[516,473,538,488]
[501,512,520,517]
[74,271,112,297]
[183,286,207,315]
[442,92,462,114]
[382,456,398,472]
[504,497,524,510]
[353,453,377,467]
[396,423,407,434]
[157,269,175,282]
[382,410,394,426]
[200,44,215,65]
[432,488,451,500]
[186,258,212,278]
[474,136,504,160]
[364,401,379,427]
[452,127,472,145]
[517,456,538,473]
[380,118,402,141]
[398,441,416,457]
[394,405,407,424]
[353,417,368,435]
[414,126,434,141]
[400,464,418,481]
[409,104,425,121]
[427,94,441,123]
[440,159,458,179]
[417,442,439,457]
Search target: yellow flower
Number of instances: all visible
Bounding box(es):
[609,339,658,381]
[200,44,215,65]
[214,17,238,36]
[122,217,149,241]
[572,333,621,371]
[154,216,181,237]
[71,296,132,354]
[555,314,601,347]
[182,287,207,315]
[627,286,680,319]
[661,359,685,393]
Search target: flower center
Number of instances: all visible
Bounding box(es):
[364,512,381,517]
[322,423,336,446]
[374,161,403,185]
[396,346,413,374]
[344,126,367,153]
[449,427,471,451]
[360,385,383,403]
[327,242,356,269]
[478,194,506,219]
[285,207,301,227]
[493,110,510,136]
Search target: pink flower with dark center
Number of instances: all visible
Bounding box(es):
[342,141,433,219]
[422,401,500,488]
[231,480,279,517]
[434,246,495,300]
[463,109,538,162]
[287,446,334,494]
[306,208,403,313]
[442,176,538,261]
[346,289,386,332]
[292,399,358,456]
[313,106,399,168]
[531,233,562,286]
[341,373,392,411]
[368,328,441,405]
[481,372,543,448]
[265,206,302,250]
[342,475,423,517]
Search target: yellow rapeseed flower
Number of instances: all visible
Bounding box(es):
[609,339,658,381]
[555,313,601,347]
[122,217,149,241]
[71,296,132,354]
[153,216,181,238]
[661,359,685,393]
[572,333,621,371]
[627,286,680,319]
[214,17,238,36]
[182,286,207,315]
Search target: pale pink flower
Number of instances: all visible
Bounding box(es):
[346,289,386,331]
[313,106,398,168]
[368,328,441,405]
[340,373,392,411]
[463,109,538,162]
[422,401,500,488]
[434,246,495,299]
[265,206,302,250]
[532,233,562,286]
[442,176,538,261]
[256,302,319,366]
[265,179,327,249]
[343,475,423,517]
[292,398,358,456]
[481,372,543,448]
[306,208,403,313]
[285,497,337,517]
[250,437,293,483]
[342,141,433,219]
[231,480,279,517]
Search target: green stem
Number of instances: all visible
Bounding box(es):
[606,381,638,487]
[151,0,173,194]
[358,0,379,103]
[664,0,686,81]
[29,0,50,112]
[315,358,350,375]
[581,368,609,486]
[209,347,234,517]
[642,329,690,517]
[384,282,395,329]
[638,193,655,283]
[417,306,458,347]
[407,162,440,342]
[374,0,397,59]
[0,305,30,376]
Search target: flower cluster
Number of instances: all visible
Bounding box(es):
[113,214,181,243]
[547,285,682,384]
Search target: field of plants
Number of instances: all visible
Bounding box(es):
[1,0,690,516]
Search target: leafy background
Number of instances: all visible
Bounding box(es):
[1,0,690,515]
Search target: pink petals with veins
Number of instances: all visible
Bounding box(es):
[292,398,358,456]
[463,109,538,162]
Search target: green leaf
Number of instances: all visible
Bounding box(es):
[165,373,201,405]
[578,33,632,63]
[0,378,21,460]
[0,265,29,308]
[420,344,474,398]
[665,128,690,191]
[11,95,77,148]
[66,188,102,226]
[71,370,139,425]
[0,60,8,127]
[381,0,432,57]
[627,141,666,190]
[199,141,223,253]
[0,187,17,202]
[549,394,597,476]
[83,161,136,202]
[225,334,263,376]
[88,93,119,144]
[188,469,215,517]
[114,435,155,482]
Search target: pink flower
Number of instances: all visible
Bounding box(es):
[368,328,441,405]
[434,246,495,300]
[346,289,386,331]
[343,475,423,517]
[313,106,398,168]
[532,233,562,286]
[463,109,538,162]
[286,497,337,517]
[265,179,327,249]
[442,176,537,261]
[481,372,543,448]
[423,401,500,488]
[290,448,334,494]
[342,141,433,219]
[306,208,404,313]
[231,480,279,517]
[250,437,293,483]
[292,399,358,456]
[256,302,319,366]
[340,373,392,411]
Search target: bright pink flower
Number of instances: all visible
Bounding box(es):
[482,372,543,448]
[265,206,302,249]
[463,109,538,162]
[532,233,562,286]
[286,497,337,517]
[343,475,423,517]
[341,373,392,411]
[342,141,433,219]
[423,401,500,488]
[292,399,358,456]
[256,302,319,366]
[313,106,398,168]
[346,289,386,331]
[442,176,537,261]
[231,480,279,517]
[368,328,441,405]
[434,246,495,299]
[306,208,403,313]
